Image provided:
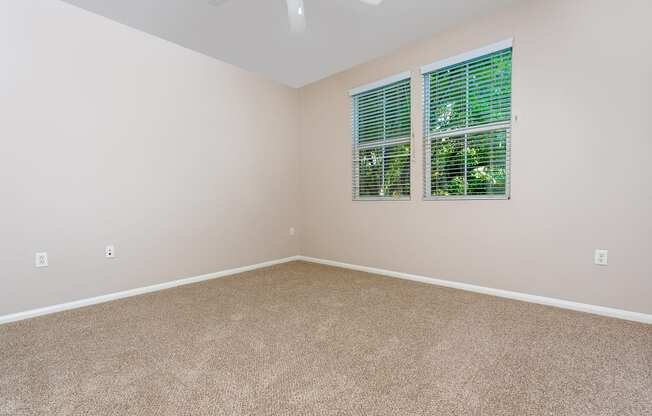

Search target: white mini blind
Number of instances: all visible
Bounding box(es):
[423,46,512,199]
[352,76,411,200]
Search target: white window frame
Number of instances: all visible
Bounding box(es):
[350,71,412,201]
[421,39,513,201]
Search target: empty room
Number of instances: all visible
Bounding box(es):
[1,0,651,414]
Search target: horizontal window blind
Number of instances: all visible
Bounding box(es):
[352,77,411,199]
[423,47,512,199]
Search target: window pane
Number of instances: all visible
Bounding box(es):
[383,142,411,197]
[429,65,467,132]
[356,142,410,198]
[424,46,512,199]
[428,48,512,134]
[357,91,384,144]
[384,85,411,141]
[467,53,512,126]
[431,135,465,196]
[430,129,507,197]
[352,77,411,199]
[466,130,507,196]
[357,147,383,197]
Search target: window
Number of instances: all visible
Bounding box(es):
[422,40,512,200]
[351,73,411,200]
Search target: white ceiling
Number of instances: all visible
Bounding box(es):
[61,0,518,88]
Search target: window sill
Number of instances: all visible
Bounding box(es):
[353,196,411,202]
[423,195,509,201]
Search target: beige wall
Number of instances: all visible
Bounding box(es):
[2,0,651,318]
[0,1,300,316]
[298,0,652,314]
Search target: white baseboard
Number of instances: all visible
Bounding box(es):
[0,256,301,325]
[3,255,650,326]
[296,256,652,325]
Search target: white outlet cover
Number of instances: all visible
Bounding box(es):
[289,227,296,236]
[35,252,48,268]
[594,249,608,266]
[105,245,116,258]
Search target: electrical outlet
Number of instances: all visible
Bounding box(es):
[105,245,115,259]
[35,252,48,268]
[594,249,608,266]
[289,227,296,236]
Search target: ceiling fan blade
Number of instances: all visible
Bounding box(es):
[286,0,306,33]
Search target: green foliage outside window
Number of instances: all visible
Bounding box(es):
[352,48,511,200]
[427,48,512,198]
[354,78,411,198]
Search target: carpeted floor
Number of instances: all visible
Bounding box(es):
[1,261,651,415]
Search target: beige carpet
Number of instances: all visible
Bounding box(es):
[1,261,650,415]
